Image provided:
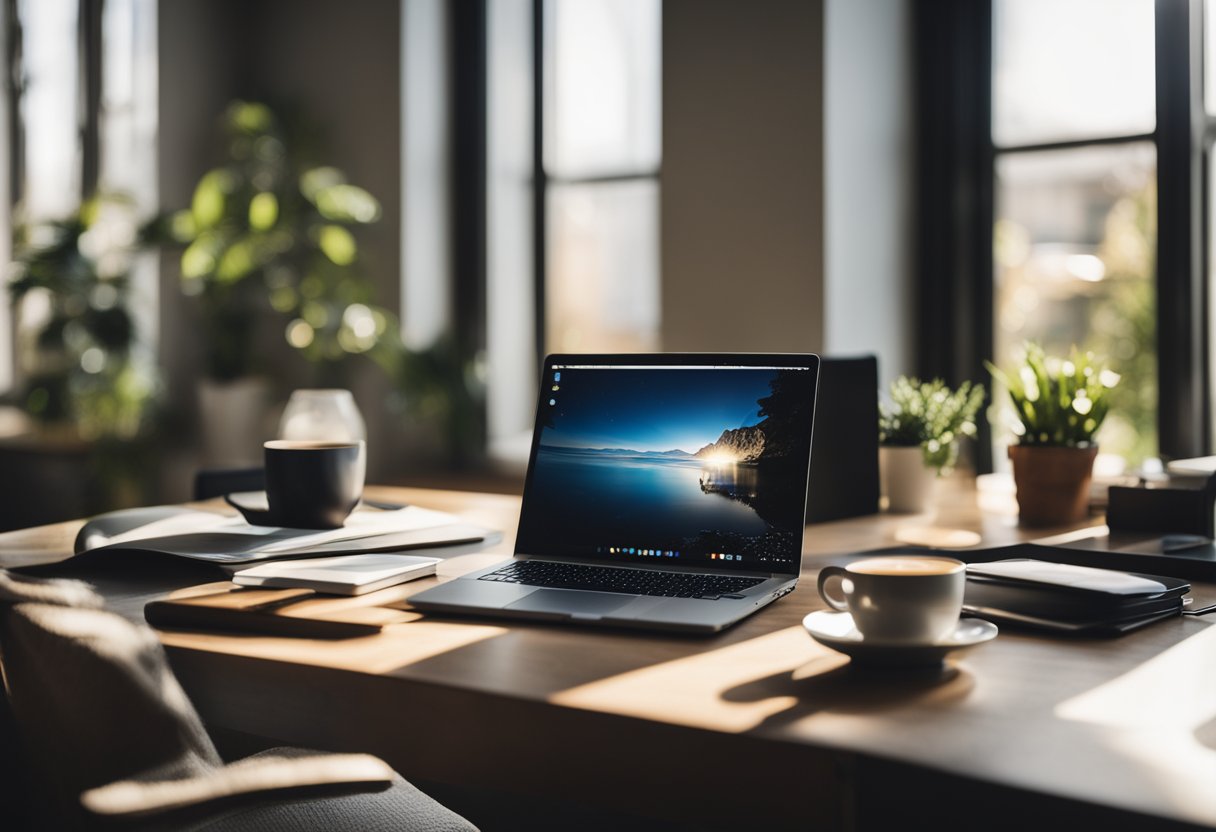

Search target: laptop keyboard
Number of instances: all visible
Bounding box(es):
[479,560,764,600]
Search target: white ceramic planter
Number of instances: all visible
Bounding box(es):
[880,445,939,514]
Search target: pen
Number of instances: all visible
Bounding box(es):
[1182,602,1216,616]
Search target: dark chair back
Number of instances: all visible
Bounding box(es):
[194,467,266,501]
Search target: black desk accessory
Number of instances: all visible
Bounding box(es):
[1106,472,1216,537]
[805,355,880,523]
[954,540,1216,582]
[144,588,383,638]
[194,467,267,501]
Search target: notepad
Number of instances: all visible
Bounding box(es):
[963,558,1190,635]
[232,554,440,595]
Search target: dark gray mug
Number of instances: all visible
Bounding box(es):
[264,440,366,529]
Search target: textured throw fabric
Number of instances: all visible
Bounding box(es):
[1,602,224,828]
[82,751,394,817]
[0,570,103,608]
[193,748,477,832]
[0,570,478,831]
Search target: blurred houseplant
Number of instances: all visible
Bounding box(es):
[878,376,985,513]
[167,100,485,467]
[166,101,394,464]
[987,343,1119,526]
[6,194,160,504]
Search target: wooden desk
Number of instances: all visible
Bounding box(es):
[4,485,1215,830]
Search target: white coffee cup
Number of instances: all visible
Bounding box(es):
[816,556,966,644]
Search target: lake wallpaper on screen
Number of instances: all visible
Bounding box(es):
[516,366,816,572]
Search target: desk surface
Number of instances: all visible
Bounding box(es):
[3,484,1215,830]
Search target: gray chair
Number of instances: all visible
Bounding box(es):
[0,570,478,831]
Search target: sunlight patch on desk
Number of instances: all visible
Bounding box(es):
[437,551,512,577]
[893,526,982,549]
[549,626,821,733]
[1057,625,1216,731]
[1033,524,1111,547]
[1055,625,1216,820]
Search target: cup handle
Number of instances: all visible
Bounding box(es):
[817,565,851,612]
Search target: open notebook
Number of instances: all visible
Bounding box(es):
[74,504,493,565]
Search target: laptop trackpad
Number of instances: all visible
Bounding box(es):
[506,589,634,618]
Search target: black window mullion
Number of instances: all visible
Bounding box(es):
[450,0,489,459]
[913,0,994,471]
[78,0,102,201]
[1156,0,1208,459]
[532,0,546,371]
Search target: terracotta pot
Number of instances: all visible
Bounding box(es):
[1007,445,1098,527]
[880,445,939,513]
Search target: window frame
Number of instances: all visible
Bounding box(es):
[915,0,1210,469]
[531,0,662,367]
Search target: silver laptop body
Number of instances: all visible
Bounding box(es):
[410,353,820,634]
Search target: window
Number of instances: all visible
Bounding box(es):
[916,0,1209,469]
[540,0,661,355]
[2,0,157,398]
[485,0,661,461]
[992,0,1158,465]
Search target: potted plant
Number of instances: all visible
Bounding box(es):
[879,376,985,513]
[987,344,1119,526]
[165,101,392,465]
[5,194,162,510]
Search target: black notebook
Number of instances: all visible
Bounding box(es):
[964,559,1190,636]
[952,539,1216,581]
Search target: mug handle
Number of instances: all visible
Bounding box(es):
[817,565,851,612]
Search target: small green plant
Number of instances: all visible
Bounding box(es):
[7,194,159,440]
[879,377,985,474]
[986,343,1119,447]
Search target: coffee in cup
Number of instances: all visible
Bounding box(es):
[816,555,965,644]
[263,440,366,529]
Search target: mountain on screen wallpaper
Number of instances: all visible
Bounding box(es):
[518,368,814,565]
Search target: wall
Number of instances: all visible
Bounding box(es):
[157,0,249,499]
[823,0,914,390]
[661,0,825,354]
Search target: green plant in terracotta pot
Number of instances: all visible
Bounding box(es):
[987,344,1120,526]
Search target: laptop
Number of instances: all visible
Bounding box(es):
[409,353,820,633]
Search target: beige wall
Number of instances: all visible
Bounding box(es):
[661,0,825,354]
[824,0,913,390]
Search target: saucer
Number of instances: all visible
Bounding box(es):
[224,491,355,530]
[224,491,286,527]
[802,611,998,668]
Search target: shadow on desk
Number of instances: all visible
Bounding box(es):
[722,659,974,733]
[20,550,225,620]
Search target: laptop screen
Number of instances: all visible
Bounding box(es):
[516,355,819,575]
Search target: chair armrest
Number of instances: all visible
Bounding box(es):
[80,752,394,818]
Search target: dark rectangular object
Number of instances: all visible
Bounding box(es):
[145,588,382,639]
[1106,475,1216,537]
[963,558,1189,635]
[805,356,880,523]
[958,540,1216,583]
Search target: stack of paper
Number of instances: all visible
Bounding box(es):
[74,504,492,564]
